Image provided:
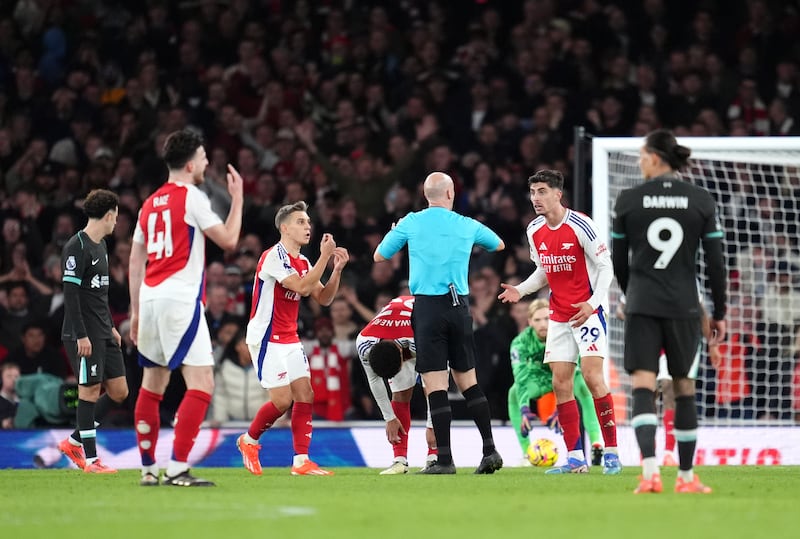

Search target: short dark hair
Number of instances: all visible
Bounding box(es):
[528,169,564,190]
[274,201,308,230]
[83,189,119,219]
[644,128,691,170]
[368,340,402,379]
[163,129,204,170]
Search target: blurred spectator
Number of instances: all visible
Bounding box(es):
[223,263,247,317]
[209,330,267,426]
[305,317,350,421]
[3,321,69,379]
[0,282,38,351]
[0,361,20,428]
[205,283,238,342]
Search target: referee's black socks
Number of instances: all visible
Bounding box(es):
[463,385,496,456]
[428,390,452,465]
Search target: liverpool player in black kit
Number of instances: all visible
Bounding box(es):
[611,129,727,495]
[60,190,128,473]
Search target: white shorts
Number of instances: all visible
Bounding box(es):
[248,341,310,389]
[544,313,608,364]
[137,298,213,368]
[387,358,418,393]
[657,347,701,381]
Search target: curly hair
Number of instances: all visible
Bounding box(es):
[84,189,119,219]
[368,340,403,379]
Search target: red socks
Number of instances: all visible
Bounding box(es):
[557,400,581,451]
[135,388,163,466]
[391,401,411,459]
[172,389,212,462]
[291,402,313,455]
[248,401,284,440]
[663,408,676,452]
[594,393,618,448]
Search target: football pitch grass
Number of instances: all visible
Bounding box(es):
[2,466,797,539]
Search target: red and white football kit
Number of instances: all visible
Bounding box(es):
[133,181,222,368]
[246,242,311,388]
[525,209,613,363]
[355,296,417,421]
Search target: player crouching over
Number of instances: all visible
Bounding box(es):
[363,316,439,474]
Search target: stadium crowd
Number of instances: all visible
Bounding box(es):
[1,0,799,428]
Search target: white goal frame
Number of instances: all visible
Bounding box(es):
[592,136,800,244]
[592,135,800,426]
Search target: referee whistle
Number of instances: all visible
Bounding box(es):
[449,283,460,307]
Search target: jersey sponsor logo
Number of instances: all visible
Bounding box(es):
[284,289,301,301]
[642,195,689,209]
[595,243,608,257]
[91,258,100,265]
[561,242,574,250]
[90,275,110,288]
[66,256,76,271]
[539,242,548,250]
[539,255,578,273]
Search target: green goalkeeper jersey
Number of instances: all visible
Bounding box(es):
[509,327,553,403]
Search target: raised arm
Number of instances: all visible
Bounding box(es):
[203,165,244,251]
[280,234,336,297]
[310,247,349,306]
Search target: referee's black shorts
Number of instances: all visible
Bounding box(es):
[624,314,701,378]
[411,294,476,373]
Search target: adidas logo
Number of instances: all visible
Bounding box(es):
[539,242,548,250]
[586,344,599,352]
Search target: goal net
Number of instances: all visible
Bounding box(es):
[592,137,800,426]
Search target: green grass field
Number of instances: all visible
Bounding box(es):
[2,466,797,539]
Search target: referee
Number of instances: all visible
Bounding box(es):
[374,172,506,474]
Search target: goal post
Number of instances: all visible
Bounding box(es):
[592,136,800,426]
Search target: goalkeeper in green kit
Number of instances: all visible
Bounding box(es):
[508,299,604,466]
